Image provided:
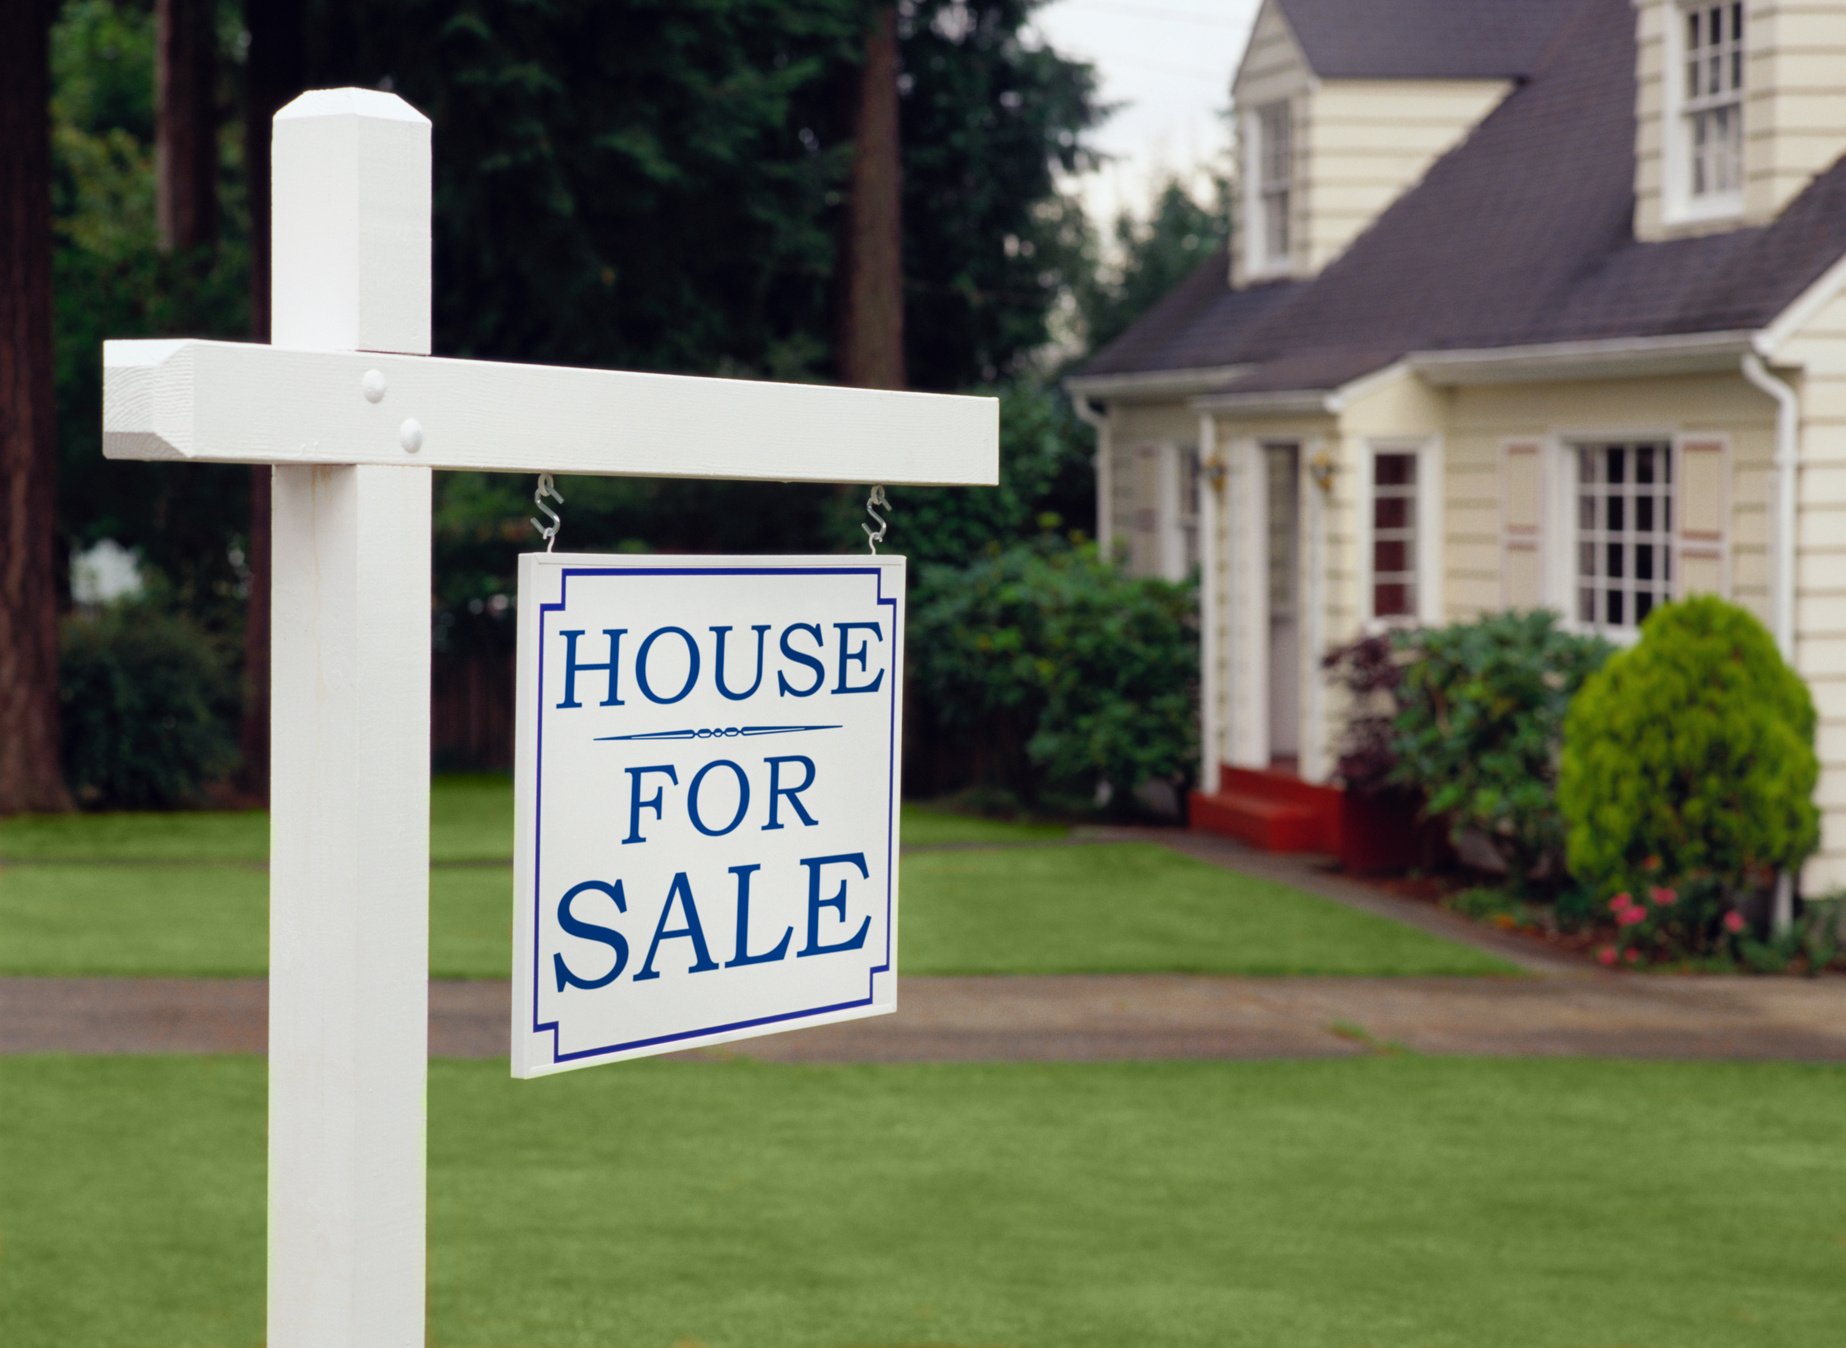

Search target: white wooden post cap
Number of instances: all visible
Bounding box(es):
[272,88,432,356]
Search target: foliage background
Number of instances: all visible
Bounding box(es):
[44,0,1227,804]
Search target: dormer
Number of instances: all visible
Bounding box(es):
[1229,0,1556,289]
[1635,0,1846,240]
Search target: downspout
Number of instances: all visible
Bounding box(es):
[1742,352,1798,658]
[1741,350,1799,934]
[1072,396,1111,558]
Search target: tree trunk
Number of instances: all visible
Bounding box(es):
[836,3,906,390]
[236,0,305,802]
[0,0,73,814]
[155,0,218,252]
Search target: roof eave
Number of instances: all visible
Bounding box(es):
[1407,330,1760,386]
[1065,365,1254,402]
[1190,387,1337,415]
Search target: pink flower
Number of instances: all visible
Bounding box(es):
[1597,946,1618,966]
[1624,949,1642,966]
[1649,886,1678,907]
[1723,911,1746,935]
[1618,906,1648,927]
[1609,892,1634,914]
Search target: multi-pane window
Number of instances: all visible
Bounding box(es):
[1256,101,1292,266]
[1683,2,1744,201]
[1177,447,1201,575]
[1371,453,1418,620]
[1576,444,1674,633]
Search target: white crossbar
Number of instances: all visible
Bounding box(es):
[103,338,998,486]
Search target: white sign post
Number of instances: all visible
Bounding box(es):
[101,89,995,1346]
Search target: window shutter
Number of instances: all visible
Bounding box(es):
[1501,441,1545,609]
[1130,444,1162,575]
[1675,438,1728,598]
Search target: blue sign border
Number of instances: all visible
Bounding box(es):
[531,564,899,1066]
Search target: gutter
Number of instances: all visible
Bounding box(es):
[1064,365,1251,401]
[1740,351,1799,662]
[1190,387,1336,416]
[1409,330,1758,385]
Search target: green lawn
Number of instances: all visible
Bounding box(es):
[0,777,1509,978]
[2,1055,1840,1347]
[902,843,1509,975]
[0,843,1508,979]
[0,776,1062,863]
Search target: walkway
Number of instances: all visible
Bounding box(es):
[7,970,1844,1062]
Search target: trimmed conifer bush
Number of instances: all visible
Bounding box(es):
[1558,596,1818,919]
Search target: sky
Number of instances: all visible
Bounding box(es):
[1030,0,1263,228]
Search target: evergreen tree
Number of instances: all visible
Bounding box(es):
[900,0,1102,388]
[1077,174,1227,355]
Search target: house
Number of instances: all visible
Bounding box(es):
[1066,0,1846,889]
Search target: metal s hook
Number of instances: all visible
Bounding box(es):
[862,485,890,555]
[531,473,565,552]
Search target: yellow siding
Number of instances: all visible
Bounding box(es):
[1782,283,1846,887]
[1301,80,1508,272]
[1112,400,1204,446]
[1747,4,1846,221]
[1637,0,1846,240]
[1634,0,1671,238]
[1105,398,1205,574]
[1232,0,1305,104]
[1446,374,1776,626]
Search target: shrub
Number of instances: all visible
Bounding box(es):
[908,539,1195,810]
[1322,632,1403,794]
[1559,596,1818,917]
[1442,885,1531,928]
[1592,871,1736,967]
[1389,611,1610,887]
[60,599,238,809]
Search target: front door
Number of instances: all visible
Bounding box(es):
[1264,443,1300,765]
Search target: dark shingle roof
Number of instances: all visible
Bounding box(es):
[1078,249,1295,380]
[1076,0,1846,398]
[1275,0,1579,80]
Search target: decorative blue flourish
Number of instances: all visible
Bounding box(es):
[595,724,843,742]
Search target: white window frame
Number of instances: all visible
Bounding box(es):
[1242,99,1294,279]
[1358,438,1443,629]
[1557,435,1680,642]
[1665,0,1745,225]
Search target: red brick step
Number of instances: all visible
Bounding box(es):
[1189,765,1342,855]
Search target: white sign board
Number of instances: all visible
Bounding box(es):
[511,553,905,1076]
